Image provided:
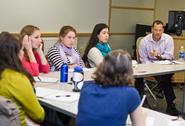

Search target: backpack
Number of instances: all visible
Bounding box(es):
[0,96,20,126]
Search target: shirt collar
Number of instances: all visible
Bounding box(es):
[149,33,165,44]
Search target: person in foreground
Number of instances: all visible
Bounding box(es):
[77,49,146,126]
[82,23,111,67]
[19,25,50,76]
[47,25,84,71]
[0,32,44,125]
[137,20,180,116]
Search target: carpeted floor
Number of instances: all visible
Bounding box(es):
[145,84,184,115]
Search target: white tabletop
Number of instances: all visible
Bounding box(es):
[35,63,185,126]
[36,83,185,126]
[133,63,185,78]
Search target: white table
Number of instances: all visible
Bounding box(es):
[36,83,185,126]
[36,63,185,125]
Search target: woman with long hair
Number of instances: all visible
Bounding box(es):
[0,32,44,125]
[82,23,111,67]
[20,25,50,76]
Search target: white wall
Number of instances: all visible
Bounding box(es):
[0,0,109,33]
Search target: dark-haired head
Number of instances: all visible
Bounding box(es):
[0,32,34,84]
[93,49,134,86]
[82,23,109,63]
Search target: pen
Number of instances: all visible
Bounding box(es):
[56,95,71,97]
[37,76,42,82]
[140,95,146,106]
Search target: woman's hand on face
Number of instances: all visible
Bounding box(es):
[23,35,32,51]
[36,43,43,53]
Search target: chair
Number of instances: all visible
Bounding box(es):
[136,37,159,100]
[0,96,20,126]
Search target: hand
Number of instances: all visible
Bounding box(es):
[149,50,158,57]
[22,35,32,51]
[36,43,43,53]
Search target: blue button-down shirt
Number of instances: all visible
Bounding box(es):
[139,33,174,63]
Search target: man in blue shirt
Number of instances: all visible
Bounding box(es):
[136,20,180,116]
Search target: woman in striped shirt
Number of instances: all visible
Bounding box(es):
[47,26,84,71]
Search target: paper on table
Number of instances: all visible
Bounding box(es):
[36,87,59,98]
[153,60,172,65]
[154,60,184,65]
[45,91,80,103]
[34,76,59,83]
[36,87,79,103]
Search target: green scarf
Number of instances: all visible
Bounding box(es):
[96,42,111,57]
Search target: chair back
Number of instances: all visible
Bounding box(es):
[0,96,20,126]
[136,37,144,63]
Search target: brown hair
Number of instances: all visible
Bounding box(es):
[19,25,40,60]
[152,20,164,27]
[20,25,40,44]
[58,25,77,42]
[93,49,134,86]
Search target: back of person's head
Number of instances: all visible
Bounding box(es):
[83,23,109,63]
[58,25,77,42]
[20,25,40,43]
[93,49,134,86]
[0,32,34,84]
[0,32,21,71]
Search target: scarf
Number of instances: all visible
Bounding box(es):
[96,42,111,57]
[55,43,80,64]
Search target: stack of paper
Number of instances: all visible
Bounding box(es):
[153,60,172,65]
[153,60,184,65]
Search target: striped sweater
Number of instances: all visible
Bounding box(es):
[47,45,84,71]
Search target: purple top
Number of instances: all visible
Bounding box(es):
[139,33,174,63]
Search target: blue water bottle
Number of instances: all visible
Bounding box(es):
[60,63,68,83]
[179,46,184,62]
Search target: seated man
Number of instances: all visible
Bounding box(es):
[135,20,179,116]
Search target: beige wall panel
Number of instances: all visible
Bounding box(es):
[110,9,154,33]
[108,35,135,56]
[155,0,185,23]
[77,37,90,56]
[75,35,135,57]
[112,0,154,8]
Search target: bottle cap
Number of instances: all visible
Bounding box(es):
[74,66,83,73]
